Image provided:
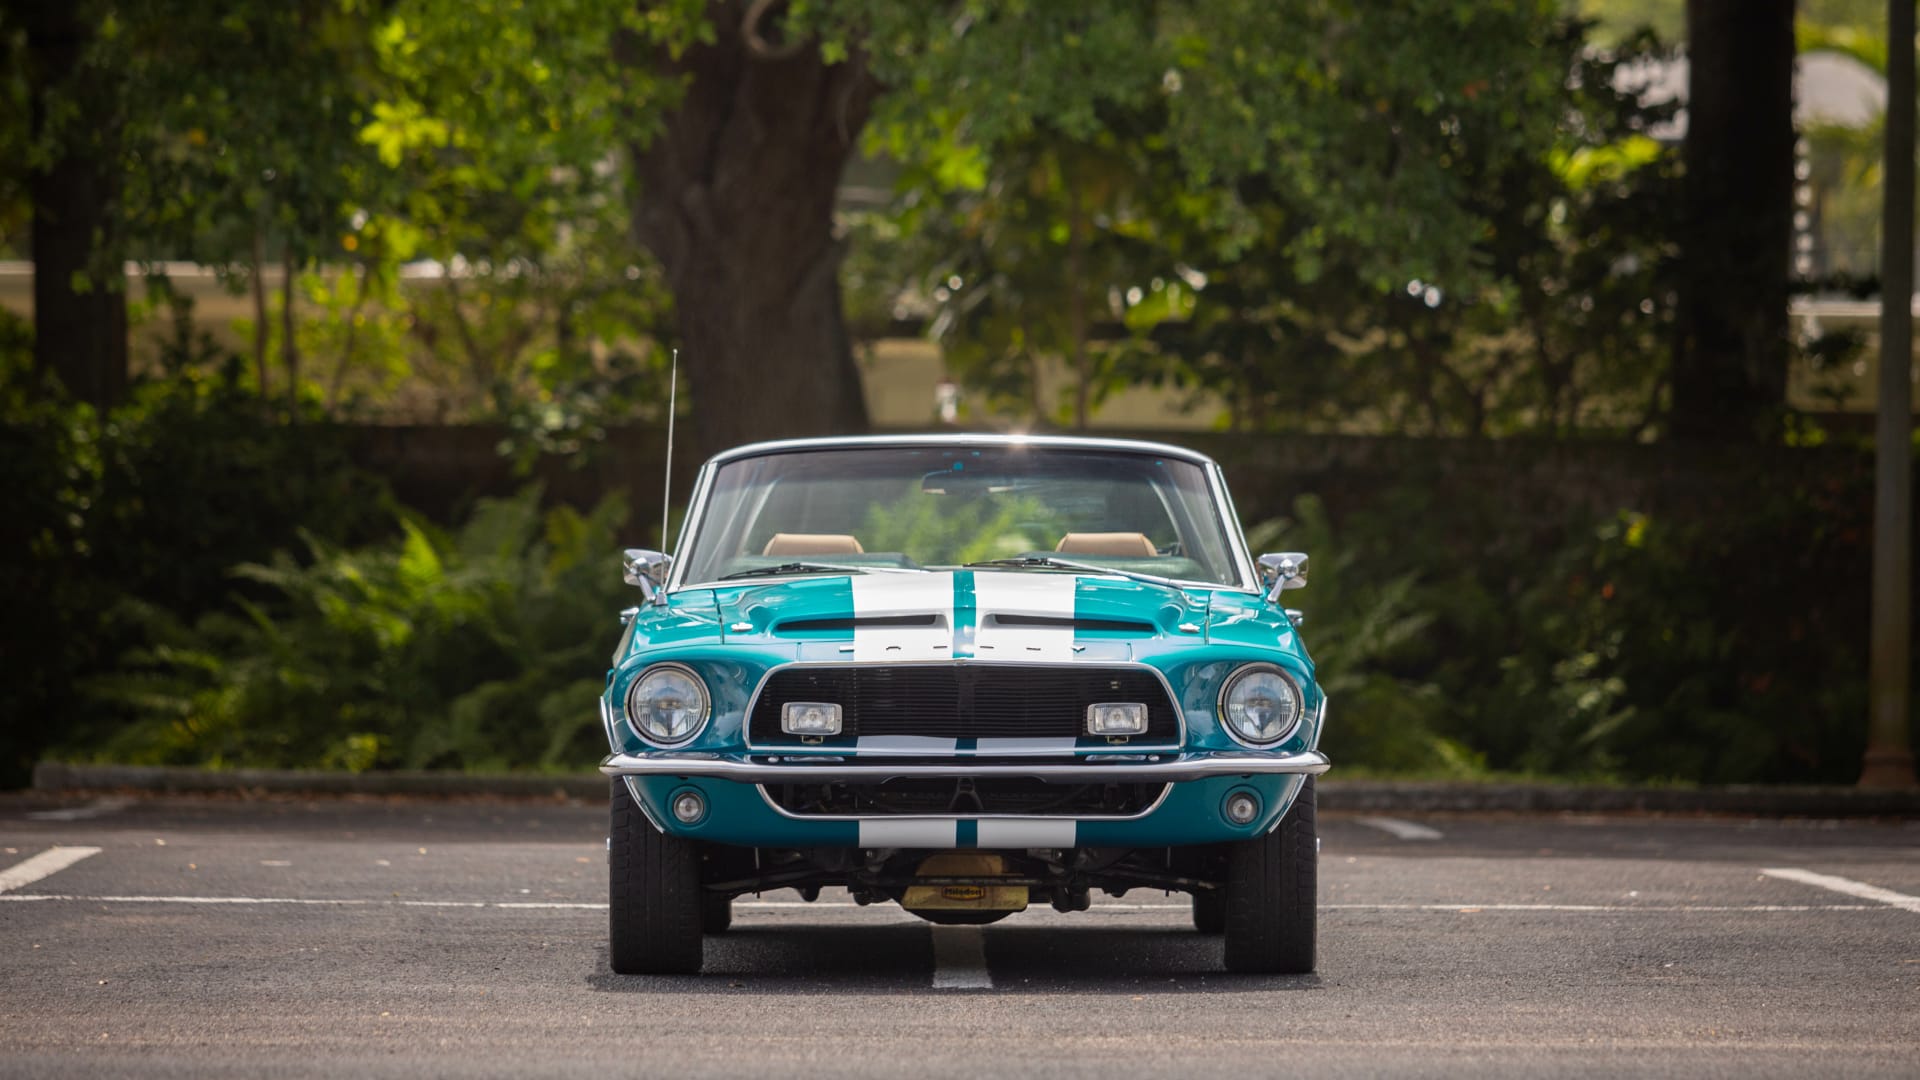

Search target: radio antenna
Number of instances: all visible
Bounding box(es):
[661,347,678,552]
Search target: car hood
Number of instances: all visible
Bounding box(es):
[705,570,1214,661]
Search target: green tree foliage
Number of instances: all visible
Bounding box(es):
[852,7,1679,435]
[5,0,693,434]
[830,1,1573,289]
[307,0,696,434]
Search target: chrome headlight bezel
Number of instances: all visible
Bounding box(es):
[623,662,711,748]
[1217,662,1305,748]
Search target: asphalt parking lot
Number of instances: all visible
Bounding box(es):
[2,792,1917,1079]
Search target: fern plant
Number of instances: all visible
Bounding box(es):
[84,486,629,772]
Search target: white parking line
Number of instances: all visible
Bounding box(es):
[0,847,102,893]
[26,797,132,822]
[1761,868,1920,913]
[1356,817,1444,841]
[0,894,1890,915]
[930,926,992,989]
[0,893,606,909]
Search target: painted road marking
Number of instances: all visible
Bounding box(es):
[1761,868,1920,913]
[0,847,102,893]
[930,925,992,989]
[1356,817,1443,841]
[0,894,606,909]
[25,798,131,822]
[0,894,1885,914]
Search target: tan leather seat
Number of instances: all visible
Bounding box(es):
[1055,532,1157,557]
[762,532,866,556]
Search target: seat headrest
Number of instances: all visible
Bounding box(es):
[762,532,866,556]
[1055,532,1157,557]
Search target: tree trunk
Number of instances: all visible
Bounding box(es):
[625,3,875,460]
[24,4,127,411]
[1670,0,1796,440]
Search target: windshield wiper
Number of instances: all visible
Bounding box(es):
[963,556,1186,594]
[718,562,928,581]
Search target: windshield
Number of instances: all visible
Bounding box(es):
[677,446,1243,587]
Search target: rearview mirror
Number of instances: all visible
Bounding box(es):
[622,549,673,603]
[1256,552,1308,603]
[920,467,1025,497]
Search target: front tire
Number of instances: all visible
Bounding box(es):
[1222,776,1316,974]
[609,780,704,974]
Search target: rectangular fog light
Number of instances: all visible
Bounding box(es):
[781,701,843,736]
[1085,702,1149,736]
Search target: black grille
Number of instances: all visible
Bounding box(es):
[748,664,1180,744]
[764,778,1167,817]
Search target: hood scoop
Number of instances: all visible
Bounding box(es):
[985,613,1155,635]
[773,613,941,636]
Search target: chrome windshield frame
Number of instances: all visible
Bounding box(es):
[661,435,1260,595]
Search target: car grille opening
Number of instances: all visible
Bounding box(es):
[762,778,1168,817]
[747,664,1180,745]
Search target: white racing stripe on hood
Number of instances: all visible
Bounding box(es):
[851,572,955,661]
[972,571,1078,661]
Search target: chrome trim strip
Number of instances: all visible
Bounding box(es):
[600,749,1331,783]
[621,775,668,833]
[670,435,1258,594]
[662,462,715,593]
[1208,460,1261,593]
[751,780,1175,822]
[678,567,1239,595]
[599,695,620,751]
[704,434,1222,470]
[739,659,1187,755]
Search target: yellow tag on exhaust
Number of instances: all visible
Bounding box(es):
[902,884,1028,912]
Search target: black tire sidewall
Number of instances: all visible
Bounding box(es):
[1222,776,1317,974]
[608,779,705,974]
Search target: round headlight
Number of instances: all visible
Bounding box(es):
[624,663,709,746]
[1218,663,1303,746]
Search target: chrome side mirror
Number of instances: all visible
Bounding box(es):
[622,549,673,603]
[1256,552,1308,603]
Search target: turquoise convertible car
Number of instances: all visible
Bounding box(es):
[601,435,1328,974]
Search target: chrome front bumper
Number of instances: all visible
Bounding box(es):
[599,749,1330,784]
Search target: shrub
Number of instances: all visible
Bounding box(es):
[1250,497,1480,777]
[0,366,387,786]
[84,486,631,772]
[1302,464,1884,784]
